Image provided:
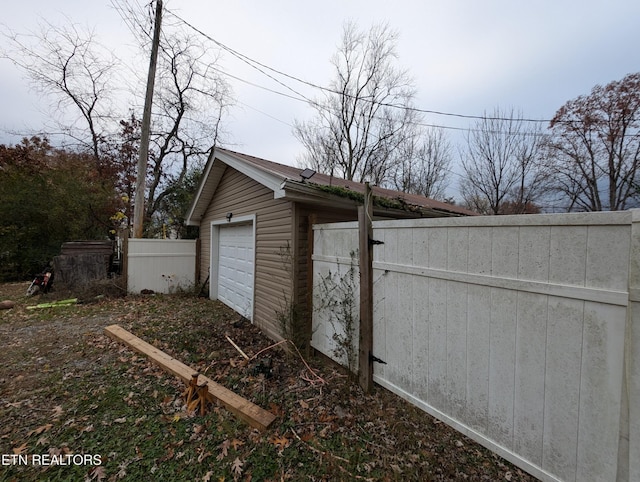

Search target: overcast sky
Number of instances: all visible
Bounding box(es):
[2,0,639,178]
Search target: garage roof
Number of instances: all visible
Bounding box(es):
[186,148,475,226]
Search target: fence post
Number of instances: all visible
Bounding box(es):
[621,209,640,481]
[358,183,374,393]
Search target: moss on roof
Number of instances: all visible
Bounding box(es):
[311,183,424,213]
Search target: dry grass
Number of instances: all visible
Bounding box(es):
[0,282,538,481]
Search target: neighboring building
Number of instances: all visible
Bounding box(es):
[186,148,473,341]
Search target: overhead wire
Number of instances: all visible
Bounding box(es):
[165,7,557,126]
[163,9,553,137]
[99,5,640,213]
[164,9,317,108]
[112,4,559,136]
[111,1,300,129]
[124,4,631,142]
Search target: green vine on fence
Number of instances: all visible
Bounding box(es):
[314,250,359,375]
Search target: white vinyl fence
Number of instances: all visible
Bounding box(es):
[127,239,197,294]
[311,211,640,482]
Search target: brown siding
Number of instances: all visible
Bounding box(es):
[199,167,293,340]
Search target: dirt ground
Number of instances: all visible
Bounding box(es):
[0,282,539,481]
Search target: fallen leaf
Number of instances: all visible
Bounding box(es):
[318,412,336,423]
[52,405,63,418]
[230,438,244,450]
[88,466,107,481]
[48,446,71,456]
[113,417,127,424]
[117,461,127,479]
[13,443,27,455]
[158,446,174,462]
[270,434,290,452]
[197,448,211,463]
[202,471,213,482]
[27,424,52,437]
[217,439,230,461]
[269,403,284,417]
[231,457,243,476]
[249,429,262,444]
[298,399,309,409]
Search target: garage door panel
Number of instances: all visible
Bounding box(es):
[217,223,254,319]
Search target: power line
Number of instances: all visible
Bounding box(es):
[208,65,307,104]
[235,100,294,128]
[163,9,559,138]
[144,7,633,141]
[164,9,316,107]
[166,8,557,125]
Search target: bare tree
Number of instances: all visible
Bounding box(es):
[548,72,640,211]
[294,21,420,185]
[105,1,233,235]
[1,21,119,169]
[459,108,549,214]
[143,26,232,231]
[392,126,452,199]
[2,4,233,235]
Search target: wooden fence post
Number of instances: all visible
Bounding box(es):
[358,183,374,393]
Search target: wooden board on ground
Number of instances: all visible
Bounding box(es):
[104,324,276,431]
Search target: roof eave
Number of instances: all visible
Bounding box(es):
[185,148,287,226]
[185,149,217,226]
[280,180,459,219]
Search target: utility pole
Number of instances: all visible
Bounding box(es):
[133,0,162,238]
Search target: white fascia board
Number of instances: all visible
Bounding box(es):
[185,149,217,226]
[186,149,287,225]
[215,150,285,194]
[274,181,288,199]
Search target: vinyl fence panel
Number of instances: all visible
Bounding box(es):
[312,210,638,482]
[127,239,197,294]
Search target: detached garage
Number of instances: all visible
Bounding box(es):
[186,148,472,341]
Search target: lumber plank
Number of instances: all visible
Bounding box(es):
[104,324,276,431]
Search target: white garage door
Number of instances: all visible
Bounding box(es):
[217,223,254,319]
